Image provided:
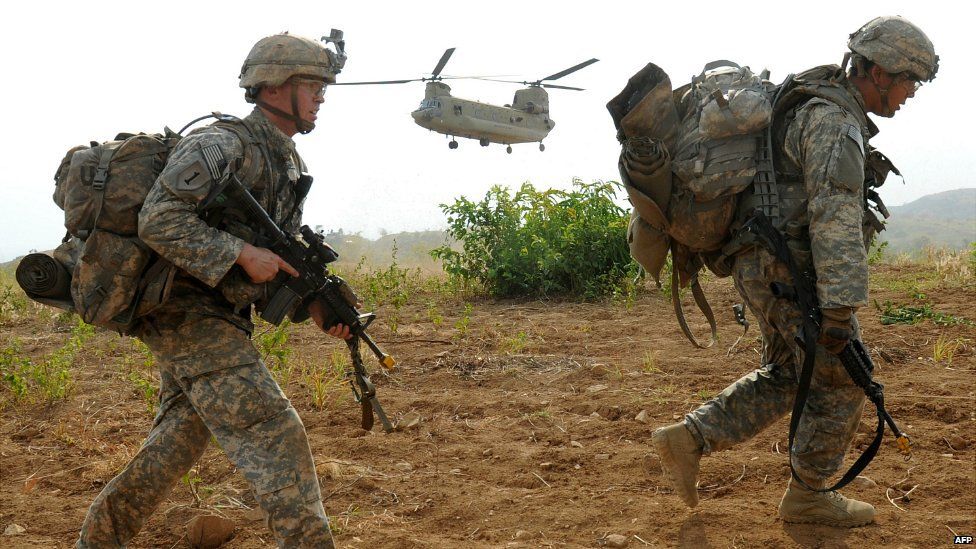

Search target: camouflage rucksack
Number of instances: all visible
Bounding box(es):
[608,61,779,347]
[20,114,265,333]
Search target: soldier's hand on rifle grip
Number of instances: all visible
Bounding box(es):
[819,306,854,355]
[235,242,300,283]
[308,300,352,340]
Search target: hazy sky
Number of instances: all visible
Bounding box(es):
[0,0,971,261]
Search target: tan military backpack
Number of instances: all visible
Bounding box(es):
[608,61,778,347]
[18,114,265,333]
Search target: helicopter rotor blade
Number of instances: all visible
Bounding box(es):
[471,77,583,91]
[541,83,585,91]
[469,77,529,85]
[431,48,456,78]
[539,58,599,82]
[331,78,421,86]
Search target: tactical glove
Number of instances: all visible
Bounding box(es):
[818,307,854,355]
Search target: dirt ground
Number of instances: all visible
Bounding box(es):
[1,263,973,548]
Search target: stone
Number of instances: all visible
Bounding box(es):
[634,410,649,423]
[587,384,609,393]
[570,440,583,448]
[947,435,968,450]
[540,462,556,470]
[853,475,877,488]
[394,461,414,472]
[3,524,26,536]
[397,412,423,431]
[242,507,265,522]
[483,448,494,457]
[641,453,662,475]
[514,529,536,540]
[604,533,629,547]
[595,453,611,460]
[186,515,235,549]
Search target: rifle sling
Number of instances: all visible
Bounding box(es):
[788,335,887,492]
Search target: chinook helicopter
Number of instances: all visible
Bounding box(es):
[334,49,597,152]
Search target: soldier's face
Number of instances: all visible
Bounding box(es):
[292,78,327,123]
[871,68,919,117]
[290,78,327,127]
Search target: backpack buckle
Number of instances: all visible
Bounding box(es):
[93,167,109,190]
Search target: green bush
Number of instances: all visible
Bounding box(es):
[432,179,637,298]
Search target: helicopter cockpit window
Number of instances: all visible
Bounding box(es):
[453,105,462,115]
[419,99,441,109]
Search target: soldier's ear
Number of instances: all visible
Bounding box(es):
[868,64,889,86]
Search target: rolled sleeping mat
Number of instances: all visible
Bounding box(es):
[16,253,71,299]
[621,136,672,211]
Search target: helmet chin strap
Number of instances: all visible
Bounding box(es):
[872,70,897,117]
[255,85,316,134]
[877,83,898,117]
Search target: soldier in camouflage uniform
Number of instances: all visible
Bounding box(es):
[77,33,348,548]
[652,17,938,527]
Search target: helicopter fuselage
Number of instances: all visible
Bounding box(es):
[411,82,555,146]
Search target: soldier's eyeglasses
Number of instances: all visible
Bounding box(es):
[293,78,327,99]
[894,73,923,93]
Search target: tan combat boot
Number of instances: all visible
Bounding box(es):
[651,422,702,508]
[779,479,876,527]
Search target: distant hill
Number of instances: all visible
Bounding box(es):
[319,229,453,270]
[882,188,975,254]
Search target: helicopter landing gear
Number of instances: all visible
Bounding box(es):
[506,145,513,154]
[539,143,545,152]
[448,140,458,150]
[479,138,490,147]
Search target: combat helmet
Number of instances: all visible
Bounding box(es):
[239,31,347,133]
[848,16,938,82]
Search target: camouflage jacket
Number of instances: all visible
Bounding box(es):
[138,107,309,332]
[771,66,879,309]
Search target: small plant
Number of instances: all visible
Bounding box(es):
[426,300,444,327]
[696,388,712,401]
[876,300,973,327]
[181,470,205,506]
[641,351,660,374]
[521,407,552,421]
[257,319,293,383]
[0,340,31,402]
[129,370,158,416]
[453,302,473,341]
[0,318,93,404]
[933,334,965,365]
[307,350,348,411]
[54,421,77,446]
[868,239,889,265]
[351,244,415,333]
[502,331,529,354]
[0,283,29,324]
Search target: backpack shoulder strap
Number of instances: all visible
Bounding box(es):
[212,115,272,193]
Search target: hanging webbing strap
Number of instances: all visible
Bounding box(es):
[670,266,718,349]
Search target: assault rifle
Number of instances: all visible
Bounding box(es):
[738,211,910,492]
[203,175,396,433]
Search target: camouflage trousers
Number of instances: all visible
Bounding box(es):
[76,313,334,548]
[685,246,866,485]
